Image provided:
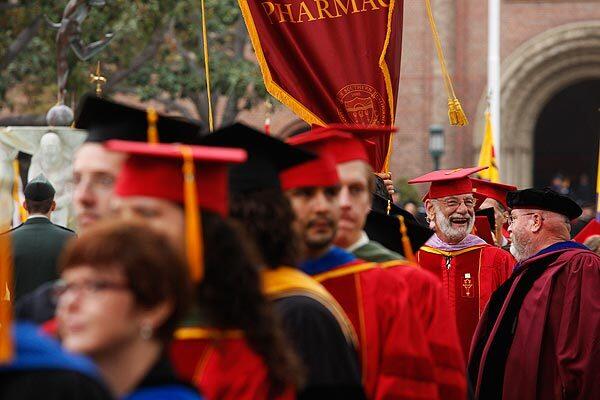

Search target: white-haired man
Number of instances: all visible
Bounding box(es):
[469,188,600,400]
[409,167,514,361]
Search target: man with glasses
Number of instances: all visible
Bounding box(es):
[409,167,514,361]
[469,188,600,400]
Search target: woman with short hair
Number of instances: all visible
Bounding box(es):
[56,220,201,400]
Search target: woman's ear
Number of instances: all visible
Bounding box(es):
[139,300,174,335]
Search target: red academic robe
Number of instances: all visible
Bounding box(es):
[170,267,361,399]
[170,328,293,400]
[417,244,514,360]
[314,260,439,400]
[380,260,466,400]
[468,246,600,400]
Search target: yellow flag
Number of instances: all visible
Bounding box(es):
[477,111,499,182]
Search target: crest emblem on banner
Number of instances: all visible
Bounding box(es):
[344,96,375,125]
[336,84,386,126]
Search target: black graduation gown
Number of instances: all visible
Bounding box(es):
[274,295,367,399]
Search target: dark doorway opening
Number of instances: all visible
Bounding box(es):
[533,79,600,203]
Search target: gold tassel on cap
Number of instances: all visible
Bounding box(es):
[0,226,14,363]
[425,0,468,127]
[146,107,159,144]
[398,215,417,263]
[180,146,204,283]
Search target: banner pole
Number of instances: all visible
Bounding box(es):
[200,0,214,132]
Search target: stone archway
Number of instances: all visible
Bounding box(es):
[473,21,600,187]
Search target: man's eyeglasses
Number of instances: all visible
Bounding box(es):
[53,279,130,301]
[508,212,540,225]
[439,197,476,209]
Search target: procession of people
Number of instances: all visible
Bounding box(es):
[0,93,598,400]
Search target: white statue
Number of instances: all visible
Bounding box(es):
[28,132,74,228]
[0,141,19,229]
[1,126,87,229]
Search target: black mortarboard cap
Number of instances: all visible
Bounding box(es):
[199,123,316,194]
[365,209,434,256]
[24,174,55,201]
[507,187,582,220]
[75,94,204,144]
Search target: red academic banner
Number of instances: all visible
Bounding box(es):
[238,0,404,172]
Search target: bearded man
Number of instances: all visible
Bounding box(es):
[469,188,600,400]
[409,167,514,360]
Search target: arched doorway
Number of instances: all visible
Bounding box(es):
[472,21,600,187]
[533,79,600,190]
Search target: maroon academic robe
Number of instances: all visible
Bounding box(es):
[468,245,600,400]
[417,244,514,360]
[380,260,466,400]
[313,259,439,400]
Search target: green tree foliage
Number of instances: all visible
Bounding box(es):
[0,0,267,126]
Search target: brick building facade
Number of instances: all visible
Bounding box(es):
[240,0,600,190]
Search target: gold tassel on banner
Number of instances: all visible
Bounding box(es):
[398,215,417,263]
[0,226,14,363]
[146,108,159,144]
[425,0,468,127]
[180,146,204,283]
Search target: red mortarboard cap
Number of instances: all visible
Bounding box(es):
[106,140,246,283]
[289,127,368,164]
[408,166,488,199]
[281,129,351,190]
[471,178,517,210]
[279,153,339,191]
[106,140,246,216]
[299,124,396,169]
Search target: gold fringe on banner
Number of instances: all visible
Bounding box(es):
[425,0,468,126]
[379,0,398,172]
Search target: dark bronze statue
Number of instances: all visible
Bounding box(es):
[47,0,114,103]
